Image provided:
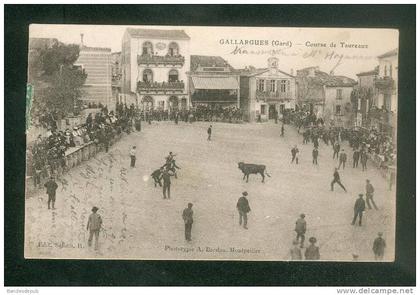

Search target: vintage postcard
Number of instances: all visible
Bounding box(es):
[25,25,398,261]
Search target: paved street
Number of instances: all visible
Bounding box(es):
[25,121,395,261]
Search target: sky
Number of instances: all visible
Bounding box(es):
[30,24,398,79]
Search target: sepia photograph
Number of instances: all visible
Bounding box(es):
[24,24,399,262]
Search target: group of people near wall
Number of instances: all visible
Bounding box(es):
[286,110,396,169]
[28,105,136,188]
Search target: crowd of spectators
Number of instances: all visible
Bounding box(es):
[140,104,244,123]
[28,103,137,187]
[286,109,396,168]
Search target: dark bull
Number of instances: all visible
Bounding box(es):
[238,162,271,183]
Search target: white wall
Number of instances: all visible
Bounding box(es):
[324,86,353,119]
[130,37,190,93]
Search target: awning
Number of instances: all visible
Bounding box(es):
[191,76,239,90]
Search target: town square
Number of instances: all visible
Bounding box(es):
[25,25,398,261]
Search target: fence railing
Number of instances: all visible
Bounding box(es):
[26,133,123,197]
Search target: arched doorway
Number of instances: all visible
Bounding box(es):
[168,96,179,112]
[142,96,154,111]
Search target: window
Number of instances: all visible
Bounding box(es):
[270,80,276,92]
[142,42,153,56]
[384,65,388,77]
[287,80,290,92]
[280,80,287,93]
[158,101,165,109]
[389,65,393,78]
[261,105,267,115]
[257,79,265,91]
[336,89,343,100]
[168,69,179,82]
[143,69,153,83]
[335,105,341,115]
[168,42,179,56]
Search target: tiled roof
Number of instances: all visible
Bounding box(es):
[377,48,398,59]
[190,55,233,72]
[356,67,379,77]
[297,68,356,87]
[80,46,111,52]
[126,28,190,40]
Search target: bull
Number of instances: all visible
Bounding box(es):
[238,162,271,183]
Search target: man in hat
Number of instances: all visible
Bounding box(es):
[291,145,299,164]
[182,203,194,241]
[207,125,212,141]
[236,192,251,229]
[331,168,347,192]
[151,167,163,187]
[365,179,378,210]
[87,206,103,250]
[44,176,58,210]
[295,214,307,248]
[162,167,175,199]
[281,124,285,137]
[360,150,368,171]
[333,141,340,159]
[352,194,366,226]
[304,237,320,260]
[290,239,302,260]
[372,232,386,260]
[338,149,347,170]
[130,146,137,168]
[352,148,360,168]
[312,147,319,165]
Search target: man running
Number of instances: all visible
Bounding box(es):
[331,168,347,192]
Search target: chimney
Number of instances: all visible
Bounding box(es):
[329,70,334,76]
[290,68,294,76]
[80,33,84,47]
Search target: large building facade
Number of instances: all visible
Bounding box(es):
[239,57,296,122]
[75,43,113,108]
[296,66,357,127]
[188,55,240,107]
[121,28,190,111]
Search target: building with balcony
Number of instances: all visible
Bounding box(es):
[375,48,398,113]
[296,66,357,127]
[352,67,379,126]
[120,28,190,111]
[188,55,240,108]
[75,39,113,109]
[239,57,296,122]
[111,51,122,105]
[372,48,398,137]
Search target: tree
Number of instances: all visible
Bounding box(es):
[28,41,87,126]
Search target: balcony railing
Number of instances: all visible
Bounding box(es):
[374,77,395,90]
[137,54,185,66]
[256,90,293,101]
[137,81,185,92]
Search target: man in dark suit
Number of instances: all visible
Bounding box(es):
[338,149,347,169]
[331,168,347,192]
[352,194,366,226]
[353,149,360,168]
[151,168,163,187]
[182,203,194,241]
[237,191,251,229]
[312,148,319,165]
[333,142,340,159]
[162,167,175,199]
[207,125,212,141]
[44,176,58,210]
